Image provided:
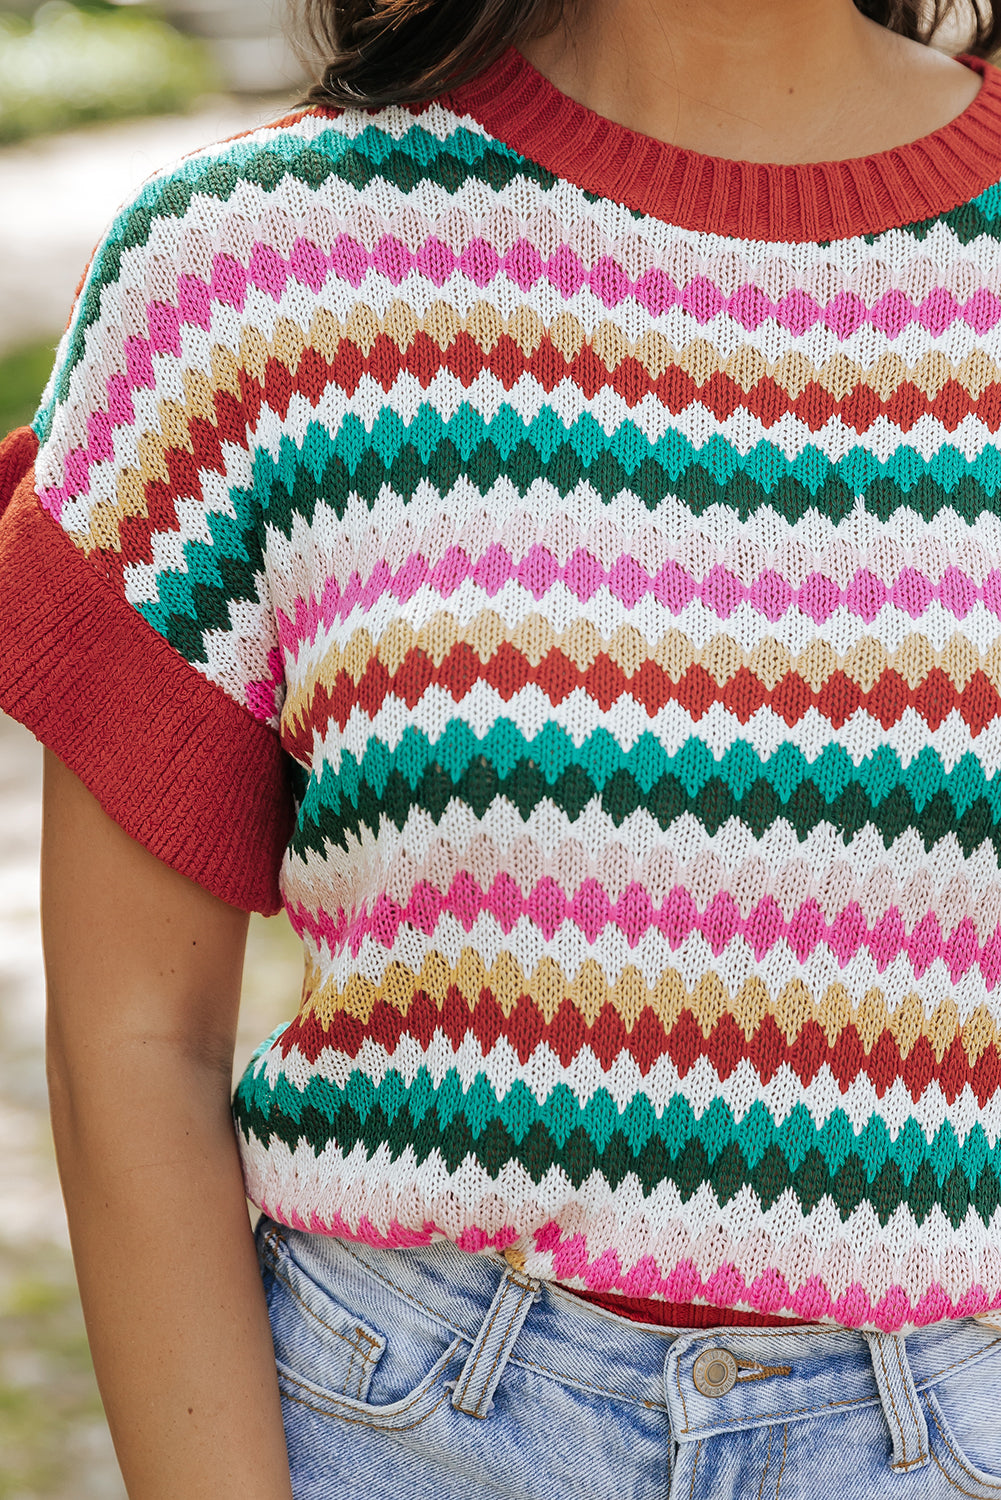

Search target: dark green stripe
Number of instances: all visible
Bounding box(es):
[255,417,1001,530]
[233,1067,1001,1230]
[866,179,1001,246]
[290,755,1001,863]
[137,505,268,665]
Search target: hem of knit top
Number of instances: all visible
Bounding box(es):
[434,48,1001,244]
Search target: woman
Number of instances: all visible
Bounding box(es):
[4,0,1001,1493]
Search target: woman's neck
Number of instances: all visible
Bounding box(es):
[521,0,982,164]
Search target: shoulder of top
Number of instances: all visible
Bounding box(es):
[100,95,495,233]
[155,95,488,180]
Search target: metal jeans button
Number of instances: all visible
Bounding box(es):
[693,1347,738,1397]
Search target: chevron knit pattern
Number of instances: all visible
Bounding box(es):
[14,47,1001,1332]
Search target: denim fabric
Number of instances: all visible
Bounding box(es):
[256,1216,1001,1500]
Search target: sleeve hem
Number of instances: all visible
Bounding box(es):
[0,442,291,916]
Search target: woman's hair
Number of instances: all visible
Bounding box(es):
[296,0,1001,110]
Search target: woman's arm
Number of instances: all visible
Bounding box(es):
[41,750,293,1500]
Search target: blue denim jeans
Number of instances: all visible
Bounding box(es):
[256,1216,1001,1499]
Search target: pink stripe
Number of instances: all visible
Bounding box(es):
[210,224,1001,335]
[245,647,286,724]
[287,880,1001,986]
[276,555,1001,649]
[39,284,245,516]
[148,301,182,357]
[260,1200,516,1252]
[85,408,115,465]
[541,1231,1000,1332]
[253,1199,1001,1332]
[306,229,1001,334]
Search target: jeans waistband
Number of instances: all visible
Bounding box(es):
[664,1322,1001,1442]
[280,1229,1001,1433]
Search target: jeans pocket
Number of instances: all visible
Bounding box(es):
[257,1221,464,1432]
[924,1340,1001,1495]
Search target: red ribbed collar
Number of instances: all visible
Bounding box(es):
[443,48,1001,243]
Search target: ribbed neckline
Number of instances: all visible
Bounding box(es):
[442,48,1001,243]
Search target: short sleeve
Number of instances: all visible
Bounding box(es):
[0,160,294,914]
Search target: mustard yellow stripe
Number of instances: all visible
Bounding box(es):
[300,949,993,1065]
[281,610,1001,724]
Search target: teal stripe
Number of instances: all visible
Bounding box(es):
[136,505,267,658]
[317,725,1001,821]
[252,414,1001,528]
[233,1061,1001,1227]
[288,722,1001,862]
[878,178,1001,246]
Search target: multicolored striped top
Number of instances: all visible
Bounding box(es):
[7,47,1001,1333]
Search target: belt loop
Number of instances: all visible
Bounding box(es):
[449,1262,542,1418]
[864,1332,929,1473]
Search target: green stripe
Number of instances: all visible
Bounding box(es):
[290,746,1001,862]
[867,179,1001,246]
[325,726,1000,824]
[233,1066,1001,1229]
[137,504,268,664]
[255,415,1001,529]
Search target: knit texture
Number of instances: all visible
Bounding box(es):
[7,48,1001,1330]
[0,432,293,913]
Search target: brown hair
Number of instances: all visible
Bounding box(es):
[296,0,1001,110]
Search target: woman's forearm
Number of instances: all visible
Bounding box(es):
[48,1035,293,1500]
[40,751,293,1498]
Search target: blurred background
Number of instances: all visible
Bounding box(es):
[0,2,305,1494]
[0,0,998,1494]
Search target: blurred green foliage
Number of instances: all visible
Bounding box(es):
[0,339,57,435]
[0,1246,113,1498]
[0,0,219,144]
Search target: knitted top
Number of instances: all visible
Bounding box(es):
[7,48,1001,1335]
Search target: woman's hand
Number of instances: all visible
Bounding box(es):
[41,749,294,1500]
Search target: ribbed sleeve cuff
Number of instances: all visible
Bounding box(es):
[0,429,292,915]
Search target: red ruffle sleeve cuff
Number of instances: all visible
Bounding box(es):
[0,427,292,915]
